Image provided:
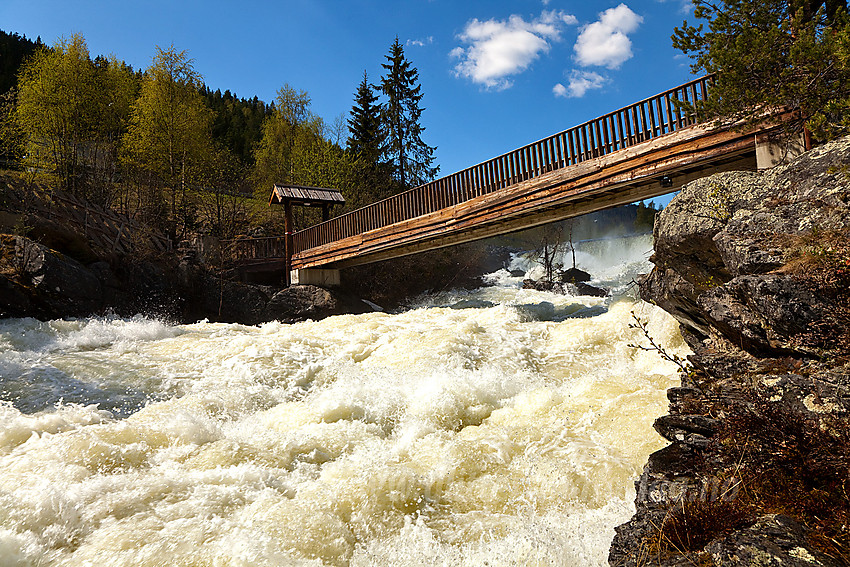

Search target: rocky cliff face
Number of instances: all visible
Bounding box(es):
[610,137,850,566]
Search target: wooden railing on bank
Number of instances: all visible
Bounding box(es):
[32,190,172,255]
[220,236,287,264]
[293,75,713,254]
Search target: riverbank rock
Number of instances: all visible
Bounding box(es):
[267,285,373,323]
[1,234,375,325]
[610,137,850,566]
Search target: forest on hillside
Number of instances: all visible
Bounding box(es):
[0,30,437,241]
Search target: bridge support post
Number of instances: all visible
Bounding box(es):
[284,201,293,287]
[290,268,341,288]
[755,131,806,169]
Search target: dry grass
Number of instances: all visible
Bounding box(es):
[779,228,850,359]
[657,499,751,554]
[718,392,850,564]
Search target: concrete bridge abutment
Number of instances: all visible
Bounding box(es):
[290,268,341,288]
[755,131,807,169]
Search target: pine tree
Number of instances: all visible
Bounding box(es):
[673,0,850,142]
[378,37,437,190]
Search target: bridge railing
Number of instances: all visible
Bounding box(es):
[221,236,287,263]
[293,75,712,254]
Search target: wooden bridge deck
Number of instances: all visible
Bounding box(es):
[230,76,789,272]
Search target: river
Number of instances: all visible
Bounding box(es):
[0,234,688,566]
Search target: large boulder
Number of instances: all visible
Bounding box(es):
[15,236,102,316]
[0,273,33,318]
[266,285,372,323]
[642,135,850,357]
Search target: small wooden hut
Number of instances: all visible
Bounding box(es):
[269,183,345,285]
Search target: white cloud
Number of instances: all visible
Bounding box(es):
[452,10,578,90]
[657,0,693,14]
[407,37,434,47]
[574,4,643,69]
[555,70,608,98]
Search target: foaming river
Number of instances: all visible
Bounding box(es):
[0,235,688,566]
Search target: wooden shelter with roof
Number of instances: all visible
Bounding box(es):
[269,183,345,285]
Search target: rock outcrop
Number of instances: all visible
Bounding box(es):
[1,235,374,324]
[610,137,850,566]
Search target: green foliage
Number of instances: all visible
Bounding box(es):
[348,71,383,164]
[672,0,850,141]
[634,200,659,231]
[200,86,273,166]
[0,89,25,168]
[15,34,136,202]
[252,83,321,191]
[3,28,446,245]
[346,71,396,205]
[252,84,360,227]
[378,37,438,190]
[122,45,217,232]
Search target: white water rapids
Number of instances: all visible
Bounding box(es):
[0,235,689,566]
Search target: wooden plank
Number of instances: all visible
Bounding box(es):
[616,111,627,149]
[647,100,658,139]
[655,96,666,135]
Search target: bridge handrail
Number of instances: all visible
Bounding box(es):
[220,235,288,262]
[293,75,713,254]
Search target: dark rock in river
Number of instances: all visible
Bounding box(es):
[571,281,609,297]
[611,136,850,566]
[522,278,565,293]
[266,285,373,323]
[0,273,32,318]
[2,234,376,325]
[560,266,592,283]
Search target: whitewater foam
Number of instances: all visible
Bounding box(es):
[0,234,687,566]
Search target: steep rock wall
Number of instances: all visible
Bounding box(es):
[610,137,850,566]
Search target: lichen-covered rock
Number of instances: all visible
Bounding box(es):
[643,135,850,358]
[696,274,826,355]
[707,515,834,566]
[613,137,850,567]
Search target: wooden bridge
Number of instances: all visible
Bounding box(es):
[226,75,795,285]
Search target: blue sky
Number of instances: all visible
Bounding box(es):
[2,0,696,193]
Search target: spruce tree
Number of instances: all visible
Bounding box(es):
[347,71,382,166]
[378,37,437,190]
[346,71,394,204]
